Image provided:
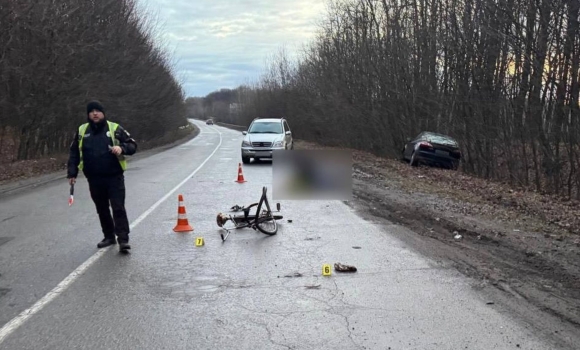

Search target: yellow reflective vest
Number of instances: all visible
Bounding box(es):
[77,121,127,171]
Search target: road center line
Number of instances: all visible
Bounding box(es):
[0,125,223,344]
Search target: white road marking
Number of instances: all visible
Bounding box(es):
[0,129,223,344]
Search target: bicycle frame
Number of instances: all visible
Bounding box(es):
[216,186,282,241]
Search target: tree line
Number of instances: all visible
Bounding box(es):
[199,0,580,199]
[0,0,187,164]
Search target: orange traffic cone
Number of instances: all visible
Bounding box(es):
[235,163,247,183]
[173,194,194,232]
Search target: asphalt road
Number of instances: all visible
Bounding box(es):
[0,120,571,349]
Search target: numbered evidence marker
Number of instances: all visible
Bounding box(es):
[322,264,332,276]
[195,237,205,247]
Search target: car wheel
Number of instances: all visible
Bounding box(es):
[242,156,250,164]
[410,152,419,167]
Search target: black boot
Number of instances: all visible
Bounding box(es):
[119,242,131,252]
[97,238,116,248]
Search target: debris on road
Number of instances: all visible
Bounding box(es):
[352,246,362,249]
[334,263,357,272]
[305,285,321,289]
[453,231,462,240]
[284,272,303,278]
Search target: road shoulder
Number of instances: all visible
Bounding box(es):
[0,121,200,197]
[294,139,580,343]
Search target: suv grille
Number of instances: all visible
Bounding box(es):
[252,142,272,147]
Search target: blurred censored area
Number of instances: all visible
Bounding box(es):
[273,150,352,200]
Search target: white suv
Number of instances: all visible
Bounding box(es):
[241,118,294,164]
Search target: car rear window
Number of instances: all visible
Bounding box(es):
[425,134,458,146]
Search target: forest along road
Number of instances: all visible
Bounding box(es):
[0,120,577,349]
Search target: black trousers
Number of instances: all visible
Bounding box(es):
[87,174,130,243]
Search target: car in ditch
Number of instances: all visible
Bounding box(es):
[241,118,294,164]
[402,131,461,170]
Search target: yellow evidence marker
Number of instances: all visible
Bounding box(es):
[322,264,332,276]
[195,237,205,247]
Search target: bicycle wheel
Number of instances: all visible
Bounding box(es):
[255,187,278,235]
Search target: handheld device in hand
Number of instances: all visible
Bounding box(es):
[69,183,75,206]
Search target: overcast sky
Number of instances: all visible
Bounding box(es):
[137,0,327,98]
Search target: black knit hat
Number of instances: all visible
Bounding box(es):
[86,100,105,115]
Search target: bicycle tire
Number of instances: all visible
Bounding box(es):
[255,187,278,235]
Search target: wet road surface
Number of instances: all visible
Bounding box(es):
[0,120,571,349]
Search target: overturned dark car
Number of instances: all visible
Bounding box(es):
[402,132,461,170]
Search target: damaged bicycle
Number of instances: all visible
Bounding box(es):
[216,186,283,241]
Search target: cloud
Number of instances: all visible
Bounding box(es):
[137,0,326,97]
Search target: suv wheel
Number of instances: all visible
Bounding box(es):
[242,156,250,164]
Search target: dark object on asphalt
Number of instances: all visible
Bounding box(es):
[334,263,357,272]
[402,131,461,170]
[305,285,321,289]
[284,272,303,278]
[206,119,214,125]
[352,246,362,249]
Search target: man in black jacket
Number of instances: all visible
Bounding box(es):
[67,100,137,252]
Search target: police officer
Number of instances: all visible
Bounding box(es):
[67,100,137,252]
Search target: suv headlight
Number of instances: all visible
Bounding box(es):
[242,140,251,147]
[273,141,284,147]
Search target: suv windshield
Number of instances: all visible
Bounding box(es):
[248,121,283,134]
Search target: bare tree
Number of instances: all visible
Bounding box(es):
[0,0,187,165]
[217,0,580,199]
